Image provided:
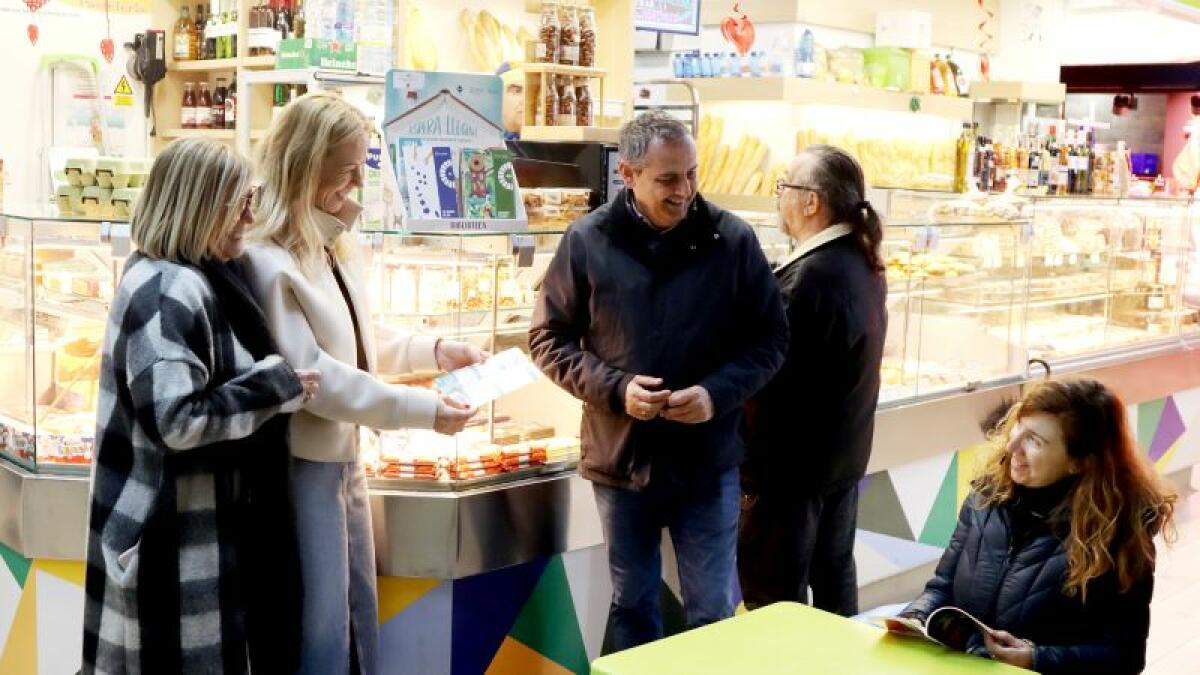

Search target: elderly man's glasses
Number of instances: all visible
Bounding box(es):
[775,178,820,197]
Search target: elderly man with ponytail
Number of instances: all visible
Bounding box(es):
[738,144,888,616]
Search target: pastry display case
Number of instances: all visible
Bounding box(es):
[356,230,583,490]
[875,190,1198,406]
[0,208,126,474]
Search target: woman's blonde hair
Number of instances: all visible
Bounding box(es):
[131,138,251,265]
[977,379,1176,600]
[251,91,371,277]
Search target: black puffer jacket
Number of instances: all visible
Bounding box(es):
[905,487,1154,674]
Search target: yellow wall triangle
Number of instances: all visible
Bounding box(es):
[485,636,573,675]
[377,577,441,624]
[36,560,85,588]
[0,568,37,674]
[956,445,987,508]
[1155,440,1182,474]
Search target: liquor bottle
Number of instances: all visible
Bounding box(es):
[204,5,217,60]
[250,1,262,56]
[212,78,228,129]
[217,9,230,59]
[224,80,237,130]
[174,6,193,62]
[1070,132,1080,193]
[194,5,206,59]
[1027,134,1041,191]
[230,9,239,58]
[277,0,292,42]
[272,83,287,122]
[1045,131,1058,195]
[293,0,306,38]
[181,82,197,129]
[198,82,214,129]
[954,122,973,193]
[1057,135,1070,195]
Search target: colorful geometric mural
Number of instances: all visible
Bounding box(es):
[0,391,1196,674]
[855,391,1200,562]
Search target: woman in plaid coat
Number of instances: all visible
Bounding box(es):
[81,138,320,674]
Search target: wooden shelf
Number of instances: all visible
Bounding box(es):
[169,58,240,72]
[520,125,621,144]
[705,193,777,213]
[242,55,278,69]
[158,128,266,140]
[523,63,607,78]
[672,77,975,121]
[971,81,1066,105]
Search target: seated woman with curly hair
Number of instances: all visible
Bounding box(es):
[900,378,1175,674]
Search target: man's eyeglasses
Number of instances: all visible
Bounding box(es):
[775,179,820,197]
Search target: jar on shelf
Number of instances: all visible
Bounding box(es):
[559,3,580,67]
[537,1,560,64]
[542,81,559,126]
[575,79,592,126]
[579,5,597,68]
[557,84,576,126]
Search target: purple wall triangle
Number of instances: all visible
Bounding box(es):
[1149,396,1185,462]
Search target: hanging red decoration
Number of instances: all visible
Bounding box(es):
[24,0,48,46]
[720,3,756,57]
[976,0,995,53]
[100,0,114,62]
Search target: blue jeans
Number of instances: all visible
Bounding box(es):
[593,467,741,652]
[291,457,379,675]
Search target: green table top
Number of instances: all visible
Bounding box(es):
[590,603,1029,675]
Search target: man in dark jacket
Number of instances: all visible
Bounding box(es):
[738,146,887,617]
[530,111,788,651]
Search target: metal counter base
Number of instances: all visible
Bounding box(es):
[0,461,88,561]
[371,471,605,579]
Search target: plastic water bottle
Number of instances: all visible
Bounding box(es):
[700,52,713,78]
[795,29,815,78]
[333,0,354,46]
[726,52,738,77]
[356,0,393,74]
[749,50,765,77]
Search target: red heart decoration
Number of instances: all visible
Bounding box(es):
[720,3,756,57]
[100,38,115,63]
[24,0,47,13]
[27,23,39,45]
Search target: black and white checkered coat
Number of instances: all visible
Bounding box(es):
[82,254,304,675]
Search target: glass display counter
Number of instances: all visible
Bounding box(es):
[0,207,126,473]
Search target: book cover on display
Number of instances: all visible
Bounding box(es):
[380,70,526,232]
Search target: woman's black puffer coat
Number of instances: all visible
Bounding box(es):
[904,486,1154,674]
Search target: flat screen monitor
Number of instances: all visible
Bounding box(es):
[634,0,701,36]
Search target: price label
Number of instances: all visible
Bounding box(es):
[109,223,131,257]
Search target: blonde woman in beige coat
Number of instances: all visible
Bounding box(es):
[242,92,482,674]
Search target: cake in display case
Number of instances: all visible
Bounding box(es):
[0,208,123,473]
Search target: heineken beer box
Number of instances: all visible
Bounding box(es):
[276,38,358,71]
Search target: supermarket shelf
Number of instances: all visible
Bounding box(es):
[168,58,239,72]
[242,55,278,69]
[241,68,383,86]
[971,80,1066,105]
[706,193,776,213]
[523,63,607,78]
[930,291,1111,312]
[519,125,620,144]
[0,280,108,323]
[671,77,975,121]
[159,128,266,141]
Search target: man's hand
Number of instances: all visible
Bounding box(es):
[435,340,489,372]
[661,386,714,424]
[983,630,1035,669]
[625,375,672,421]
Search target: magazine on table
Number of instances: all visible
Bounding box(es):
[874,606,997,652]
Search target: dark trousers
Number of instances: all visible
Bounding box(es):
[593,467,741,652]
[737,482,860,616]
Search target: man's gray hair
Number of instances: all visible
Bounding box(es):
[618,110,693,167]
